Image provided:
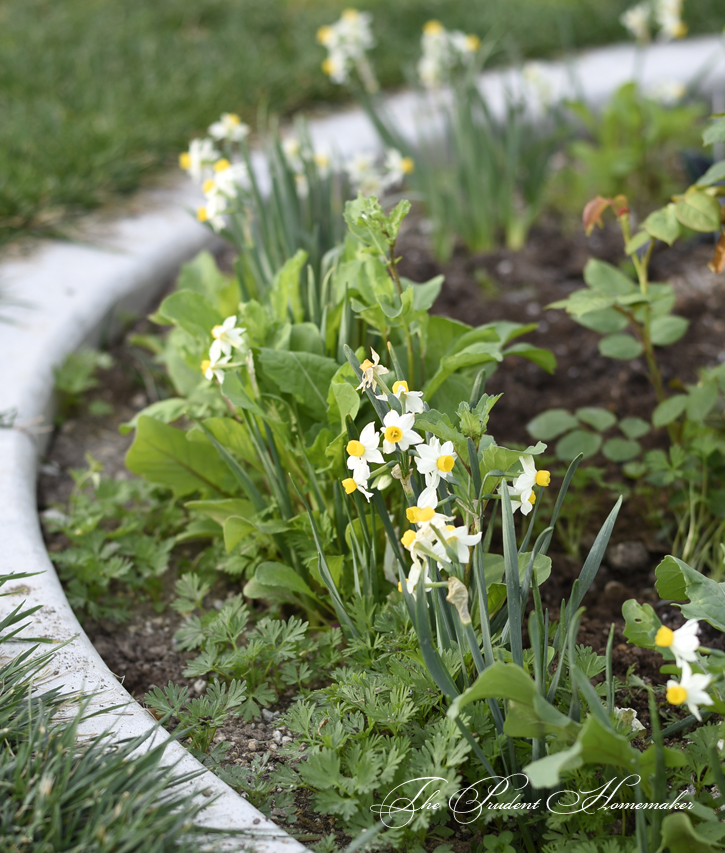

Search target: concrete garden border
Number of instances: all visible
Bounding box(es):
[0,35,723,852]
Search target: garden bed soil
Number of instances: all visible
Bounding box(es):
[38,219,725,848]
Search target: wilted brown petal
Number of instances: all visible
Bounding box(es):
[582,196,611,236]
[708,230,725,274]
[446,577,471,625]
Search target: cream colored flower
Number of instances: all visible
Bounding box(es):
[202,352,232,383]
[346,421,384,473]
[208,113,250,143]
[356,348,389,392]
[209,316,247,361]
[620,2,651,42]
[441,523,482,564]
[656,619,701,668]
[512,454,550,507]
[180,138,220,181]
[666,661,713,722]
[342,466,373,501]
[381,411,423,454]
[415,437,457,488]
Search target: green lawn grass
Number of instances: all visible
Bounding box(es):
[1,0,722,245]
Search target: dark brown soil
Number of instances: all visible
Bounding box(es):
[36,220,725,848]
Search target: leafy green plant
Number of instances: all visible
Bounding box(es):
[145,677,247,761]
[125,195,553,618]
[172,574,344,720]
[53,347,114,420]
[527,404,650,464]
[552,82,705,216]
[43,458,182,620]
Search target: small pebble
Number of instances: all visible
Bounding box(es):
[281,736,293,744]
[247,739,258,751]
[272,730,282,743]
[262,708,279,722]
[193,679,206,694]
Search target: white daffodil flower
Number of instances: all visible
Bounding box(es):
[381,411,423,454]
[383,149,414,189]
[405,485,452,532]
[317,8,375,86]
[209,316,247,361]
[208,160,250,197]
[513,455,551,504]
[655,619,701,667]
[620,2,651,42]
[417,20,479,89]
[401,525,445,584]
[196,193,229,233]
[208,113,250,143]
[342,466,373,501]
[415,437,457,488]
[345,152,387,197]
[666,661,713,722]
[654,0,686,39]
[346,422,384,473]
[441,523,482,564]
[202,352,232,383]
[376,379,425,414]
[179,137,220,181]
[356,348,389,392]
[313,151,331,179]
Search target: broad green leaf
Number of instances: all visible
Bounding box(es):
[156,291,222,344]
[447,661,535,717]
[577,307,628,334]
[678,560,725,631]
[502,342,556,374]
[625,229,651,255]
[119,398,188,435]
[674,189,722,233]
[652,394,687,428]
[248,561,321,602]
[619,417,650,439]
[703,118,725,146]
[686,381,719,423]
[598,334,643,360]
[654,555,688,601]
[480,442,546,484]
[424,342,503,400]
[423,316,472,375]
[220,372,269,420]
[527,408,579,441]
[622,599,660,649]
[270,250,306,324]
[525,715,638,787]
[223,516,256,551]
[126,416,232,497]
[177,250,239,315]
[643,205,680,245]
[402,274,444,312]
[575,407,617,432]
[186,498,255,526]
[555,429,602,460]
[483,552,552,588]
[524,743,583,787]
[650,315,689,346]
[328,380,360,427]
[602,437,641,462]
[696,159,725,187]
[548,289,616,317]
[290,322,325,356]
[259,348,339,419]
[655,813,718,853]
[583,258,636,295]
[197,416,260,466]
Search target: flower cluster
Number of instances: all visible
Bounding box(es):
[620,0,687,43]
[179,112,251,233]
[342,350,482,596]
[279,136,334,198]
[317,8,377,90]
[344,148,414,197]
[200,315,248,383]
[655,619,712,720]
[499,454,551,516]
[417,19,481,90]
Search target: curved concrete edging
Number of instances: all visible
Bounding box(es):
[0,35,723,851]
